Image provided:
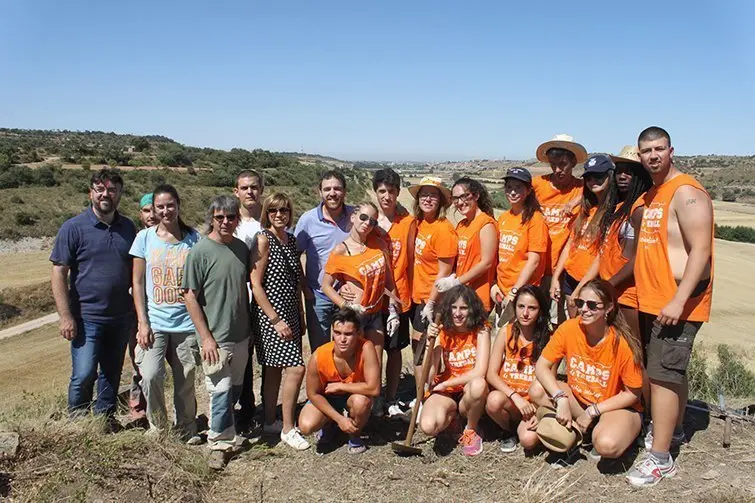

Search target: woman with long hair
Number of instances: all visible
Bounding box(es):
[419,285,491,456]
[486,285,552,453]
[130,184,201,443]
[435,177,497,313]
[322,201,401,381]
[491,168,548,326]
[250,193,310,450]
[550,155,619,319]
[533,279,644,464]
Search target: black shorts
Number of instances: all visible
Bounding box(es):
[561,271,580,297]
[383,311,411,351]
[410,302,430,333]
[640,312,703,385]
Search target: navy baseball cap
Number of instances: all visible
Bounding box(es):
[582,154,615,177]
[504,167,532,185]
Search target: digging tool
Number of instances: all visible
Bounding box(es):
[392,314,440,456]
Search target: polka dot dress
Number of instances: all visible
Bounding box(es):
[252,230,304,367]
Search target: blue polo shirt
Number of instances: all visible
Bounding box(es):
[294,203,353,298]
[50,207,137,322]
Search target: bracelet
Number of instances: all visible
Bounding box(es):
[507,390,517,400]
[591,403,601,417]
[269,315,281,325]
[551,390,566,403]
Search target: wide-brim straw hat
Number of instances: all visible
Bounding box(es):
[408,176,452,209]
[535,406,583,453]
[611,145,642,165]
[536,134,588,164]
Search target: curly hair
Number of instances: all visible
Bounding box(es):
[437,284,488,333]
[452,177,495,217]
[507,285,552,367]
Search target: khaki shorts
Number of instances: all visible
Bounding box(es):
[641,312,703,385]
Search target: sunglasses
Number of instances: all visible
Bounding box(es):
[213,214,238,223]
[451,192,473,203]
[267,207,290,215]
[574,299,604,311]
[358,213,378,227]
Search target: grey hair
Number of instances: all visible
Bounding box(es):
[203,195,240,234]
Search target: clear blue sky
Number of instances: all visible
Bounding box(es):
[1,1,753,161]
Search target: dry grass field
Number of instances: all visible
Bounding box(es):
[0,250,51,290]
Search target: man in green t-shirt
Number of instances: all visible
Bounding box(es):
[183,195,251,470]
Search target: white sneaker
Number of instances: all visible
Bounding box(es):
[263,420,283,435]
[387,400,407,419]
[280,428,310,451]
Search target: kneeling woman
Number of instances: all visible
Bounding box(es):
[533,279,644,461]
[486,285,552,453]
[420,285,491,456]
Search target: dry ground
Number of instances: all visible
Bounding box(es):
[0,250,51,290]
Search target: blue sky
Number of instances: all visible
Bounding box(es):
[1,1,753,161]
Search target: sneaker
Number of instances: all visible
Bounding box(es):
[459,428,483,457]
[626,453,678,487]
[280,428,310,451]
[263,420,283,435]
[348,436,367,454]
[315,423,336,445]
[207,450,228,471]
[405,398,423,425]
[499,434,518,454]
[549,446,580,469]
[372,396,385,418]
[588,447,601,461]
[387,400,408,420]
[643,422,686,451]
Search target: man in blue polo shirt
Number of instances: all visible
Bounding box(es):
[295,170,353,350]
[50,168,137,422]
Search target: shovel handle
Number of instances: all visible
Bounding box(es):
[403,312,442,446]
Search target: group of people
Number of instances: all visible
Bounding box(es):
[50,126,714,487]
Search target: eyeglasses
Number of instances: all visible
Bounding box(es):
[267,207,290,215]
[574,299,604,311]
[92,185,120,195]
[418,191,440,200]
[213,214,238,223]
[358,213,378,227]
[451,192,473,203]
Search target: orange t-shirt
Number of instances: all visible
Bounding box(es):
[325,243,388,315]
[564,206,599,280]
[531,174,583,276]
[541,318,643,410]
[496,209,548,295]
[412,218,458,304]
[498,324,536,400]
[456,212,498,311]
[599,204,638,308]
[314,338,368,388]
[633,174,714,322]
[433,328,478,393]
[381,211,414,313]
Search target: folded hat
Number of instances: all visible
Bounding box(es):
[535,405,583,453]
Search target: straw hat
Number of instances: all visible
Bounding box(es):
[408,176,452,209]
[535,406,583,453]
[536,134,588,164]
[611,145,642,165]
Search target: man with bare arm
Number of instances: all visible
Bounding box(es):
[297,308,380,454]
[627,126,714,487]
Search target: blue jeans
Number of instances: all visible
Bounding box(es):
[305,294,336,351]
[69,316,132,417]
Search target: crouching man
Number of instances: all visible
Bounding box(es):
[298,308,380,454]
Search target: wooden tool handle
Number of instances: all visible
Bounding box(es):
[404,312,442,445]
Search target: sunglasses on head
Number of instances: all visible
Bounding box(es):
[213,213,238,223]
[267,207,290,215]
[574,299,604,311]
[358,213,378,227]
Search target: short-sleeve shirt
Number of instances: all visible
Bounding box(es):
[456,212,498,311]
[234,217,262,250]
[129,227,200,333]
[324,244,388,315]
[49,207,137,322]
[181,236,251,344]
[412,219,458,304]
[498,324,537,400]
[531,175,583,276]
[541,318,643,410]
[496,209,548,294]
[295,203,354,298]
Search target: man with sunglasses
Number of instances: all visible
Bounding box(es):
[51,168,138,426]
[183,195,252,470]
[295,170,354,350]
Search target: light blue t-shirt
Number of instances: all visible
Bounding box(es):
[129,226,200,333]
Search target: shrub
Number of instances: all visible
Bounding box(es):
[721,189,737,202]
[715,224,755,243]
[489,190,511,210]
[14,211,38,226]
[713,344,755,398]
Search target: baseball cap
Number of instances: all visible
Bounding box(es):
[504,167,533,185]
[139,193,153,208]
[582,154,615,177]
